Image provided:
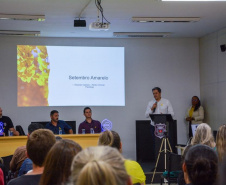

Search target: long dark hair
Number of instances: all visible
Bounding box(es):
[40,139,82,185]
[193,96,201,111]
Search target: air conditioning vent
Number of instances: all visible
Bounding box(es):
[0,14,45,21]
[132,17,200,23]
[0,30,40,36]
[113,32,171,38]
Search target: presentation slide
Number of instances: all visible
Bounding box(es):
[17,45,125,107]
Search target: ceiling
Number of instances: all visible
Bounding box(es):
[0,0,226,38]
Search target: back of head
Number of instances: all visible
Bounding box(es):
[40,139,82,185]
[216,124,226,162]
[184,144,218,185]
[70,146,129,185]
[98,130,121,151]
[28,123,44,134]
[26,129,56,167]
[191,123,215,148]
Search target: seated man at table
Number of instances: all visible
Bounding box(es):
[8,129,56,185]
[0,107,19,136]
[45,110,73,134]
[78,107,101,134]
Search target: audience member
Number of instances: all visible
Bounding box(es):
[216,124,226,162]
[219,157,226,185]
[78,107,101,134]
[40,139,82,185]
[98,130,146,185]
[178,145,192,185]
[9,146,26,177]
[0,107,19,136]
[185,96,204,138]
[10,123,44,177]
[45,110,73,134]
[70,146,132,185]
[191,123,215,148]
[182,144,218,185]
[8,129,56,185]
[0,158,6,185]
[0,168,3,185]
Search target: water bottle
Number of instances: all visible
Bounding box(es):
[59,127,62,135]
[90,128,94,134]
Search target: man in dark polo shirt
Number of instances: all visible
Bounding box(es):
[45,110,73,135]
[0,107,19,136]
[78,107,101,134]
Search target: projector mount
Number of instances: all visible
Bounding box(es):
[89,0,110,31]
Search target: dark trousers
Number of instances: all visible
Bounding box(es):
[150,125,156,159]
[189,121,192,138]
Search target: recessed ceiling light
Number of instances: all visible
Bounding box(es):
[0,14,45,21]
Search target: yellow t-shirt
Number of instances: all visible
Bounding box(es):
[124,159,146,185]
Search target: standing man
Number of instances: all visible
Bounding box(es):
[145,87,174,120]
[45,110,73,134]
[145,87,174,158]
[0,107,19,136]
[78,107,101,134]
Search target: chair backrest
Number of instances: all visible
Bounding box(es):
[31,121,76,134]
[15,125,25,135]
[1,155,13,173]
[168,153,182,172]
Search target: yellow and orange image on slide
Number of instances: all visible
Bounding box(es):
[17,45,50,106]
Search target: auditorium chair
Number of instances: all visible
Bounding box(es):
[15,125,25,135]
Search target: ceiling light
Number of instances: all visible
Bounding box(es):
[132,17,200,23]
[0,30,40,36]
[113,32,172,38]
[0,14,45,21]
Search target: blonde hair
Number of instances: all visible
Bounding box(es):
[70,146,129,185]
[98,130,121,151]
[191,123,215,148]
[216,124,226,162]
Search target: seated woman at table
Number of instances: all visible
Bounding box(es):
[185,96,204,138]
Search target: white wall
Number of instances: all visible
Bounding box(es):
[200,28,226,130]
[0,36,200,159]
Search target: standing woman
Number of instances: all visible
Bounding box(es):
[185,96,204,138]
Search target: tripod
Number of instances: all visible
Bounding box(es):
[151,132,172,184]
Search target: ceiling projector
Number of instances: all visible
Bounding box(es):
[89,22,110,31]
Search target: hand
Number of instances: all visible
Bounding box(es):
[186,117,192,121]
[151,102,157,111]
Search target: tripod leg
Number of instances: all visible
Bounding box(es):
[166,138,173,153]
[151,138,164,184]
[164,138,167,171]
